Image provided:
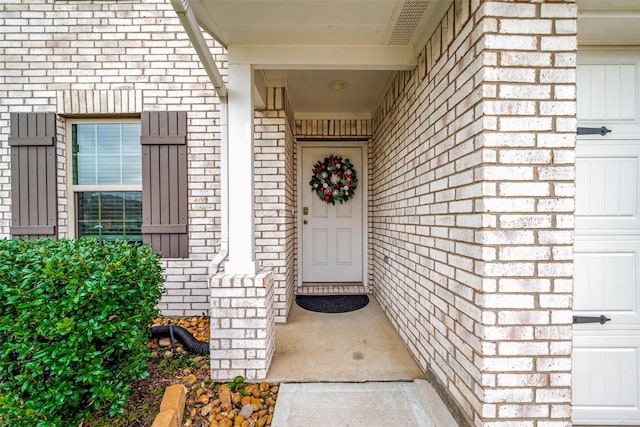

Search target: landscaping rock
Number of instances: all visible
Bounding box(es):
[183,374,198,386]
[219,384,233,412]
[148,316,278,427]
[238,403,254,419]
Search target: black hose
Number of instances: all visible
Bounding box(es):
[150,324,210,354]
[168,322,176,350]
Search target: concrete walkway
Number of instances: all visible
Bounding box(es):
[272,380,457,427]
[268,296,458,426]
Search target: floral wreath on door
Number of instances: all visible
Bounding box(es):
[309,154,357,205]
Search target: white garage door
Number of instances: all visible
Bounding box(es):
[574,51,640,425]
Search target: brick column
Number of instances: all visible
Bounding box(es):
[209,271,275,381]
[477,1,576,426]
[254,88,296,323]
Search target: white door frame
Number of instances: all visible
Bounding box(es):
[297,141,368,286]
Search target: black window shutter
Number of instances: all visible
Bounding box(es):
[9,112,58,240]
[141,111,188,257]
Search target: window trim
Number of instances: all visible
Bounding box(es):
[66,118,142,239]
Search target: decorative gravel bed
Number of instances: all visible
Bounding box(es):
[85,317,278,427]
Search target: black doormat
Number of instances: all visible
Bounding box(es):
[296,294,369,313]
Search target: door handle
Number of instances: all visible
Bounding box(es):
[576,126,612,136]
[303,220,308,225]
[573,315,611,324]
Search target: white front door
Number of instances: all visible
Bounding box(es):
[574,51,640,425]
[301,145,363,283]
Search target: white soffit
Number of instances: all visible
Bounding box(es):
[189,0,453,66]
[578,0,640,46]
[184,0,453,116]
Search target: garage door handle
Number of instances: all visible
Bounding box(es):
[573,315,611,324]
[577,126,612,136]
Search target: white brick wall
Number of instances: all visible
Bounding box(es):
[480,2,576,425]
[294,119,373,138]
[371,0,576,425]
[4,0,580,423]
[372,0,485,423]
[0,0,227,316]
[0,2,296,320]
[254,88,296,322]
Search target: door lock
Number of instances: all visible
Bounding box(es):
[303,207,308,215]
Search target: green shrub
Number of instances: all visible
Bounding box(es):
[0,238,165,427]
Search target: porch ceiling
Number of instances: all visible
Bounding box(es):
[185,0,453,117]
[259,69,396,116]
[181,0,640,118]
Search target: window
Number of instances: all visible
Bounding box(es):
[70,121,142,242]
[11,112,187,254]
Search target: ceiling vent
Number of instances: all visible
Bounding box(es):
[388,0,430,45]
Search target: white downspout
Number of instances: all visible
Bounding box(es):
[209,100,229,274]
[170,0,230,273]
[170,0,227,98]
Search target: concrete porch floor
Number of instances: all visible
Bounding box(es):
[266,295,459,426]
[266,295,425,382]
